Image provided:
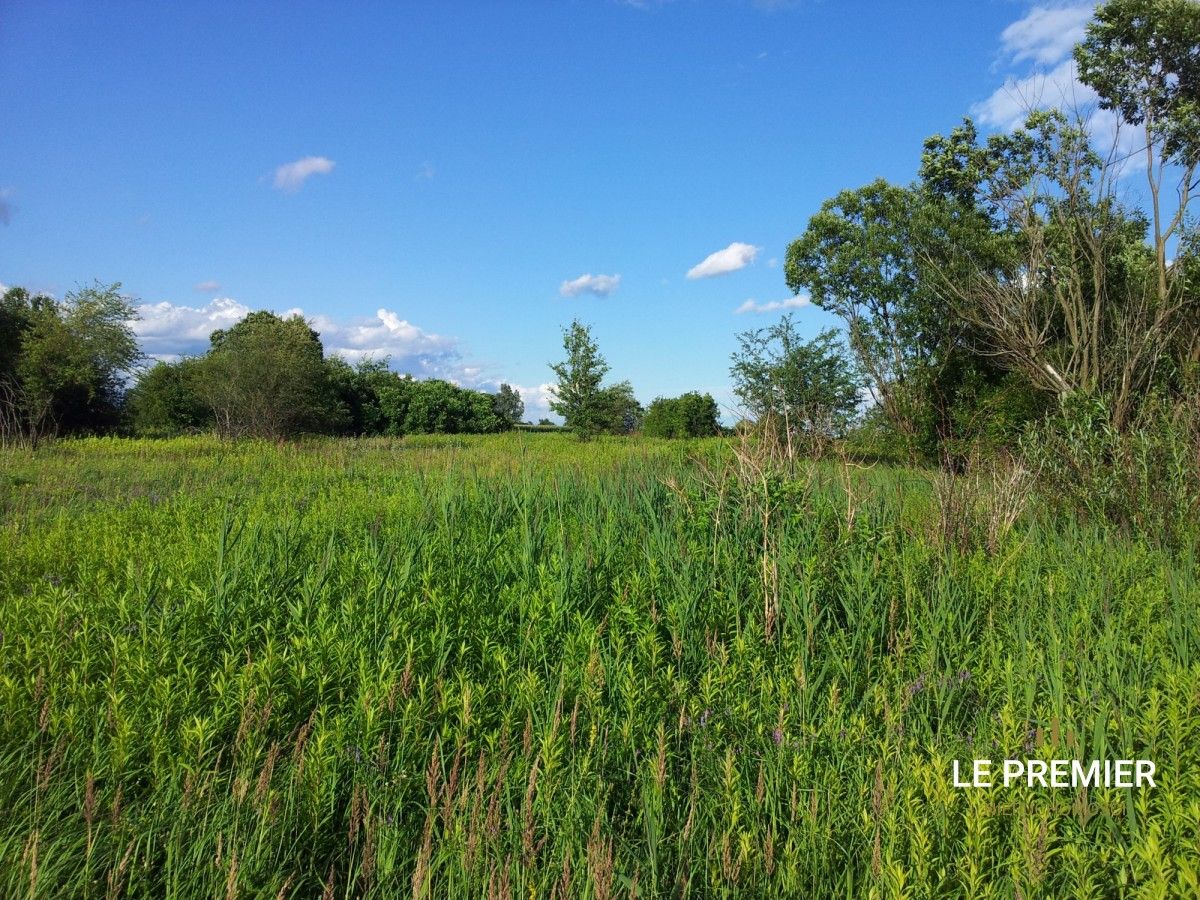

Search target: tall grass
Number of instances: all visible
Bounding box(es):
[1,434,1198,896]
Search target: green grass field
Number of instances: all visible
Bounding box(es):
[2,435,1198,897]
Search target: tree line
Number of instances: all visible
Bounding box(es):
[0,290,723,444]
[3,0,1194,461]
[0,294,532,443]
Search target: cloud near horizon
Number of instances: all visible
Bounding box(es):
[132,297,253,359]
[559,273,621,297]
[307,308,462,378]
[272,156,336,192]
[491,382,557,421]
[687,242,760,279]
[194,280,221,293]
[132,299,466,378]
[735,296,810,315]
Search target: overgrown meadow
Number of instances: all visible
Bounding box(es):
[2,434,1198,897]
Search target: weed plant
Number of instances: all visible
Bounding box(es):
[1,434,1198,896]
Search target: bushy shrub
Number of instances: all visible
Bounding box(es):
[1020,393,1200,545]
[642,392,720,438]
[125,359,210,437]
[378,377,504,435]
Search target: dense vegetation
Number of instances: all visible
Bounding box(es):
[8,0,1198,459]
[2,2,1199,895]
[2,434,1199,896]
[641,393,721,440]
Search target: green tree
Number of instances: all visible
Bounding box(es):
[326,357,397,435]
[377,376,504,435]
[922,109,1181,430]
[730,318,862,439]
[643,392,720,438]
[597,381,643,435]
[194,311,335,439]
[491,383,525,428]
[126,359,209,436]
[377,376,416,435]
[785,180,957,449]
[0,287,44,386]
[549,319,612,438]
[1,282,140,444]
[1076,0,1200,372]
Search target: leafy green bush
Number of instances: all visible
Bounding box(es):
[1021,393,1200,545]
[124,359,211,437]
[642,392,720,438]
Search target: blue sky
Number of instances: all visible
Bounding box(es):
[0,1,1099,420]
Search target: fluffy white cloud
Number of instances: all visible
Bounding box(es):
[272,156,336,193]
[974,5,1145,170]
[735,296,810,315]
[1000,4,1093,66]
[973,59,1097,131]
[559,273,621,298]
[131,299,468,381]
[687,242,761,279]
[132,297,252,359]
[306,308,463,377]
[194,280,221,293]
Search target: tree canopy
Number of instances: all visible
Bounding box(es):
[642,392,720,438]
[1,283,140,445]
[730,317,862,438]
[549,320,643,437]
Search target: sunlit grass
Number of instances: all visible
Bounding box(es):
[1,435,1197,896]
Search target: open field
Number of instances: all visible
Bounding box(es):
[2,435,1199,897]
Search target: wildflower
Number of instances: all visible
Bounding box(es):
[772,728,783,746]
[1024,727,1038,753]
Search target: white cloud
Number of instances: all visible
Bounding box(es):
[974,6,1145,170]
[300,308,463,378]
[482,382,558,422]
[131,300,468,381]
[1000,4,1093,67]
[735,296,810,315]
[195,280,221,293]
[686,242,761,279]
[132,297,252,359]
[973,58,1097,132]
[0,188,13,225]
[559,273,621,298]
[272,156,336,193]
